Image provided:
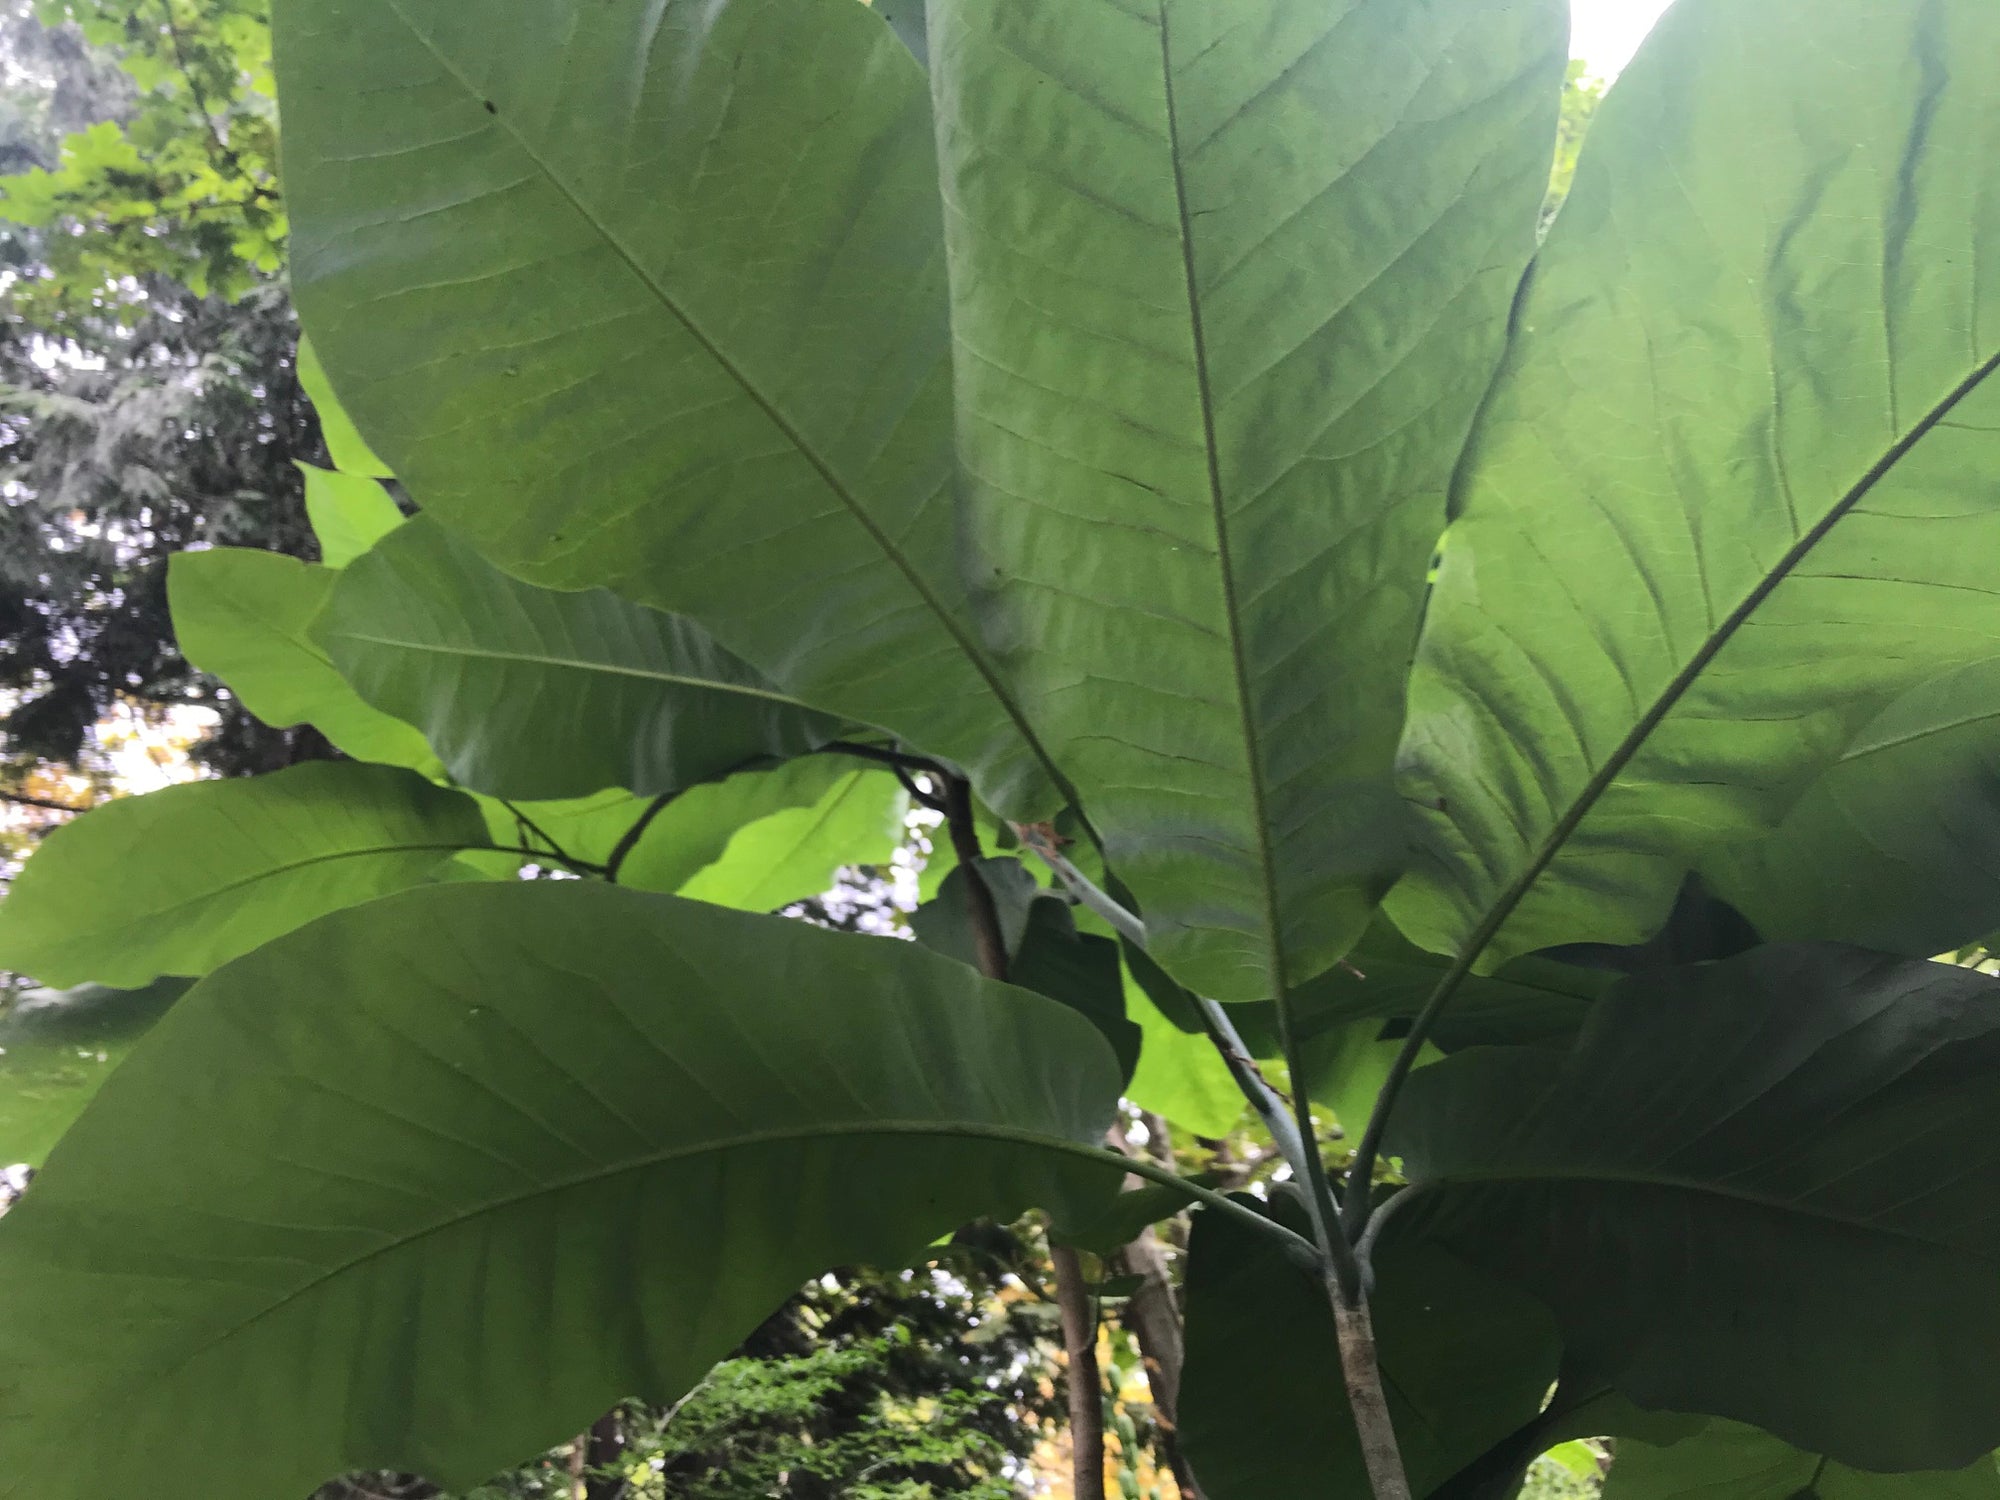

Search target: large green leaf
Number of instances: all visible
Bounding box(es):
[1180,1195,1559,1498]
[1388,0,2000,964]
[1704,658,2000,958]
[0,764,487,988]
[1603,1422,2000,1500]
[0,978,189,1167]
[672,769,907,913]
[0,881,1125,1497]
[316,518,843,801]
[1387,944,2000,1471]
[168,547,437,770]
[274,0,1059,814]
[924,0,1566,999]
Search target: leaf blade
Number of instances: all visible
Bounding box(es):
[316,518,845,800]
[926,0,1567,997]
[274,0,1058,812]
[1390,0,2000,963]
[0,763,487,987]
[0,881,1125,1498]
[1388,944,2000,1471]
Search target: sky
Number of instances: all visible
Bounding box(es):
[1571,0,1676,76]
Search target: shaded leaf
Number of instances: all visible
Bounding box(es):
[0,881,1125,1496]
[908,857,1043,967]
[1052,1174,1218,1258]
[317,519,844,801]
[1181,1195,1559,1498]
[1007,900,1141,1084]
[0,764,487,987]
[1603,1421,2000,1500]
[925,0,1566,999]
[1388,944,2000,1470]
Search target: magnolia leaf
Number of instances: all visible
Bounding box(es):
[673,770,907,913]
[275,0,1059,814]
[1389,944,2000,1470]
[0,882,1126,1497]
[908,857,1043,966]
[1390,0,2000,965]
[1124,973,1243,1140]
[1052,1174,1219,1259]
[1180,1196,1560,1498]
[299,461,403,566]
[1287,920,1603,1053]
[1297,1022,1442,1140]
[1603,1421,2000,1500]
[1006,900,1140,1084]
[0,978,189,1166]
[316,519,843,801]
[1705,658,2000,958]
[168,548,437,771]
[924,0,1566,999]
[0,764,487,988]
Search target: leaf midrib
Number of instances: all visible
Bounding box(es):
[29,842,480,950]
[1457,344,2000,963]
[374,0,1064,795]
[1154,3,1289,997]
[327,630,815,709]
[1423,1161,1992,1262]
[104,1118,1129,1409]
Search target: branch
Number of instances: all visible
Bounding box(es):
[604,793,674,882]
[1018,831,1360,1289]
[0,790,88,815]
[495,802,603,878]
[1333,1295,1413,1500]
[487,844,608,879]
[821,739,950,775]
[155,0,241,182]
[940,776,1010,983]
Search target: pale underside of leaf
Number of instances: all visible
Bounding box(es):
[274,0,1063,813]
[1389,0,2000,967]
[927,0,1566,999]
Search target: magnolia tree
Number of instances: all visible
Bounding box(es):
[2,0,1999,1496]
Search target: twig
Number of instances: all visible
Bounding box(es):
[603,793,675,882]
[940,776,1010,983]
[488,844,609,879]
[0,789,88,814]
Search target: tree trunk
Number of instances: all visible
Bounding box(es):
[1052,1242,1108,1500]
[1114,1226,1204,1499]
